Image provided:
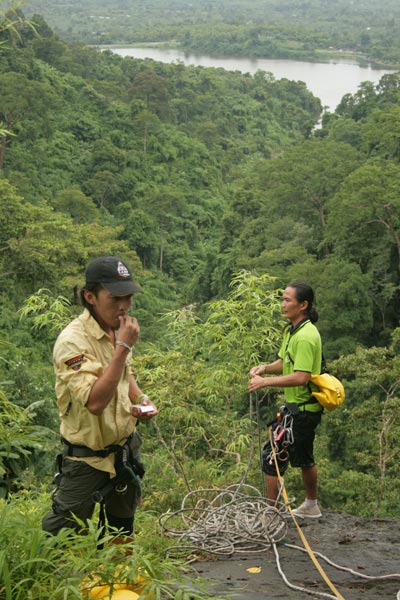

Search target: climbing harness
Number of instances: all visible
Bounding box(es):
[93,443,145,541]
[92,445,145,504]
[51,436,145,539]
[53,435,145,504]
[264,404,295,466]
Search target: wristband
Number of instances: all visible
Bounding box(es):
[137,393,149,403]
[115,340,132,352]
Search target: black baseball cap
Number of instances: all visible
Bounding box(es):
[85,256,142,295]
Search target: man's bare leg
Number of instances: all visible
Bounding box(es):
[301,465,318,500]
[266,474,279,505]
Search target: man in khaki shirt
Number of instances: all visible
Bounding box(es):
[42,256,157,539]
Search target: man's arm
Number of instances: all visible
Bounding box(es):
[86,315,140,415]
[85,344,133,415]
[249,358,283,377]
[248,369,310,392]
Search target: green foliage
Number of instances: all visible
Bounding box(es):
[325,161,400,341]
[51,187,100,224]
[0,0,35,41]
[286,258,374,356]
[0,71,59,168]
[18,288,73,336]
[23,0,400,67]
[0,389,54,498]
[315,339,400,516]
[0,179,143,298]
[0,489,225,600]
[0,22,322,308]
[132,271,283,503]
[1,6,400,541]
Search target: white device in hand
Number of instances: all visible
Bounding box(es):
[138,405,154,414]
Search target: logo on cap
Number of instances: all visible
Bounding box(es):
[117,261,130,278]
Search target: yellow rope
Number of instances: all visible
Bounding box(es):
[269,427,346,600]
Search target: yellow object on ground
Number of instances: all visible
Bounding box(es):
[87,585,110,599]
[247,566,262,574]
[82,583,140,599]
[105,591,140,600]
[80,564,151,599]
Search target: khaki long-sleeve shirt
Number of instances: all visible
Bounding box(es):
[53,309,136,475]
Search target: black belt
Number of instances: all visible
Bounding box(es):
[297,396,323,412]
[61,435,131,458]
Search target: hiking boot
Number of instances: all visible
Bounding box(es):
[292,501,322,519]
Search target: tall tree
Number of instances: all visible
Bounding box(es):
[326,161,400,336]
[130,70,169,117]
[0,72,57,168]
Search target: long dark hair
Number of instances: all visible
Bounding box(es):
[288,281,319,323]
[80,283,103,315]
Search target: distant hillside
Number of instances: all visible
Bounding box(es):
[24,0,400,66]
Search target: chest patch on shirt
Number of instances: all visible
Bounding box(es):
[65,354,84,370]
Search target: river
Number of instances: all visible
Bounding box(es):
[108,46,395,112]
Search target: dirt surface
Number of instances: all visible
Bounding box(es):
[192,510,400,600]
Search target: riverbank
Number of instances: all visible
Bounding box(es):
[104,45,396,113]
[314,49,400,70]
[97,42,400,70]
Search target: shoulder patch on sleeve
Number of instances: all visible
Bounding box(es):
[65,354,84,370]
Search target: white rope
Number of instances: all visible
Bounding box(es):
[160,484,288,556]
[160,485,400,599]
[285,543,400,581]
[272,543,342,600]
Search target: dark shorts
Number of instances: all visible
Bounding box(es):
[42,430,142,535]
[262,410,322,476]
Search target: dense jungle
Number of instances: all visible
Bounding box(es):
[1,1,400,598]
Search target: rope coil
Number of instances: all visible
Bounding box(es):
[160,484,288,556]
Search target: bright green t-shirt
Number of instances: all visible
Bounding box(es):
[278,319,322,412]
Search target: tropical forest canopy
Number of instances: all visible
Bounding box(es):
[1,1,400,597]
[24,0,400,67]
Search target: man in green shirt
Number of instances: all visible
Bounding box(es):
[249,281,323,518]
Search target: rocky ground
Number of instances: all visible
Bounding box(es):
[191,510,400,600]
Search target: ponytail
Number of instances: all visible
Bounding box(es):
[287,281,319,323]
